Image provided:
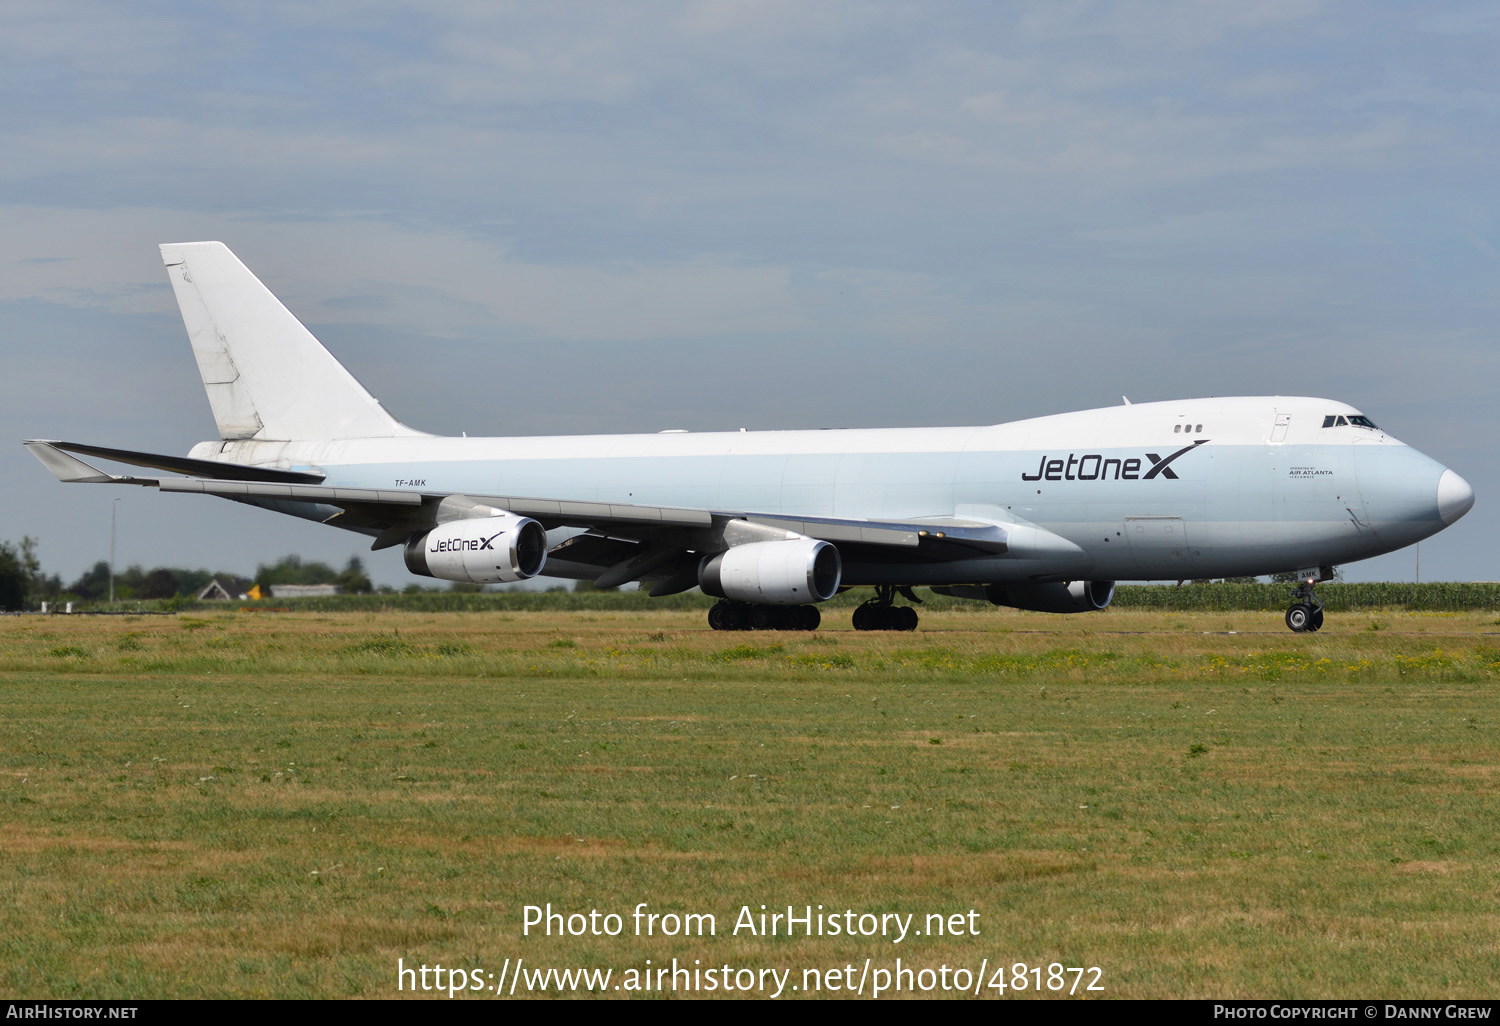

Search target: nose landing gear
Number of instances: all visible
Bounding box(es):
[1284,571,1327,633]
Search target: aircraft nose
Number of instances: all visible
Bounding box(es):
[1437,469,1474,526]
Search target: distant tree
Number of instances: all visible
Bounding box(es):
[173,568,216,596]
[140,568,180,599]
[448,582,484,593]
[573,579,617,593]
[336,556,373,594]
[32,572,62,602]
[113,565,147,599]
[65,562,108,600]
[256,554,339,587]
[0,537,49,610]
[0,542,31,610]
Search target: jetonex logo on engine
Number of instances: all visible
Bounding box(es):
[430,533,501,552]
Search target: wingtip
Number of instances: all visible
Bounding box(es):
[24,440,115,484]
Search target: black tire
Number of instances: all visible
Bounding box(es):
[800,606,821,631]
[750,605,775,630]
[897,606,919,631]
[1285,603,1312,632]
[1308,607,1324,632]
[708,602,734,631]
[852,604,871,631]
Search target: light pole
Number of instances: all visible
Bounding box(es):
[109,498,119,604]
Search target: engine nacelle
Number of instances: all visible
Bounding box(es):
[982,580,1115,613]
[698,538,842,605]
[404,512,548,584]
[934,580,1116,613]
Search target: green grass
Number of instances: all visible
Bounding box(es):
[57,579,1500,615]
[2,608,1499,998]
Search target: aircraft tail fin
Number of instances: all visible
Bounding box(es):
[159,241,424,441]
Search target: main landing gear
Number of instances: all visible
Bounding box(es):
[1285,575,1325,633]
[852,585,920,632]
[707,600,821,632]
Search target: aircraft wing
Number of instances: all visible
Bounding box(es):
[25,441,1008,589]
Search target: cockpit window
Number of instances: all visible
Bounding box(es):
[1323,413,1381,430]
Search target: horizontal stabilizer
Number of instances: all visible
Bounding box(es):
[36,440,324,483]
[24,441,124,484]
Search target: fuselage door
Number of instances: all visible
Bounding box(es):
[1270,415,1291,444]
[1124,515,1195,576]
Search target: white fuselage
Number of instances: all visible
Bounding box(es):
[190,395,1468,585]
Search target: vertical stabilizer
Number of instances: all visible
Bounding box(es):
[159,241,423,441]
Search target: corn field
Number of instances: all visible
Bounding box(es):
[1109,581,1500,612]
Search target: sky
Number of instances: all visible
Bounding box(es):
[1,0,1495,588]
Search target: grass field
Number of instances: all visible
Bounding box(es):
[3,605,1498,999]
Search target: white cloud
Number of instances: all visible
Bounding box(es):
[0,1,186,73]
[0,205,810,342]
[0,2,1493,583]
[1222,71,1315,97]
[1018,0,1324,49]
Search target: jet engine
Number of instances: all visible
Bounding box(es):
[935,580,1115,613]
[404,512,548,584]
[698,538,842,605]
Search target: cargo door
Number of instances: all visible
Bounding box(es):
[1124,515,1196,576]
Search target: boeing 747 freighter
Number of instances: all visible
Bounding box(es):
[26,242,1474,632]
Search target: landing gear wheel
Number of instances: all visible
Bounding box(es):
[708,600,748,631]
[1285,603,1312,633]
[1284,572,1329,633]
[708,601,731,631]
[853,586,921,631]
[712,601,821,631]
